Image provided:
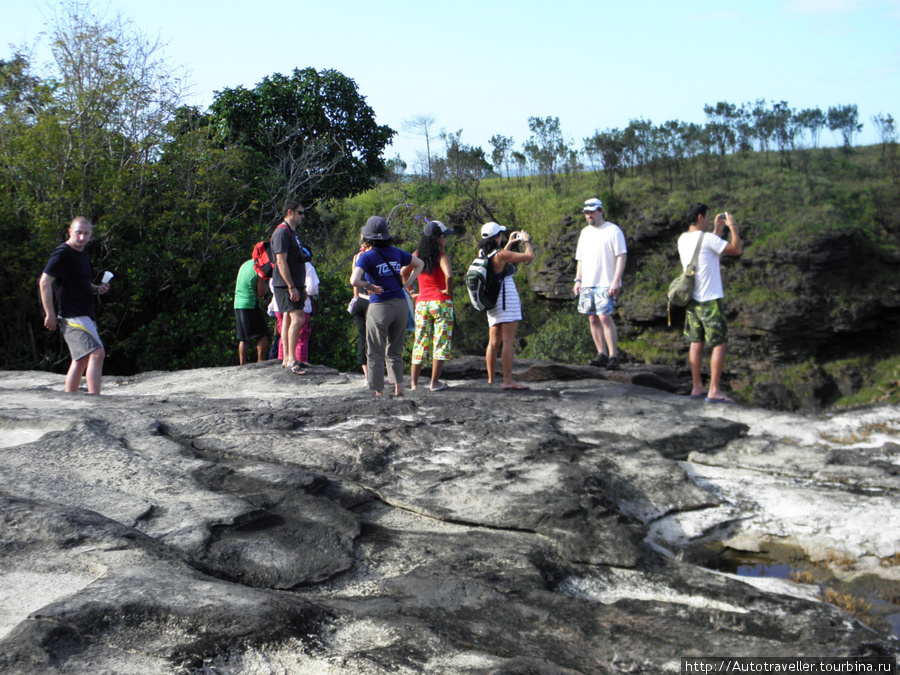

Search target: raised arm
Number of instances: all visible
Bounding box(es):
[496,231,534,265]
[716,212,742,257]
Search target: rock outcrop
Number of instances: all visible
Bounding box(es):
[1,363,898,673]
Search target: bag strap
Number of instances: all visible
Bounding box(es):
[372,247,406,291]
[686,232,705,275]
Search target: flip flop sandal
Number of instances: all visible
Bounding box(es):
[289,362,306,375]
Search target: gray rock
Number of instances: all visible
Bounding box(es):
[0,363,897,673]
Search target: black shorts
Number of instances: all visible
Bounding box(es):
[235,307,269,342]
[273,286,305,313]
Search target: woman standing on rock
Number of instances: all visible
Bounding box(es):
[350,216,424,397]
[403,220,455,391]
[480,221,534,390]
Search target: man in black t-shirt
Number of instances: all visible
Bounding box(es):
[271,199,307,374]
[39,217,109,394]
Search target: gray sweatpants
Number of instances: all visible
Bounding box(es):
[365,297,408,392]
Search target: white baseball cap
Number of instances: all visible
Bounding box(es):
[481,222,507,238]
[583,198,604,212]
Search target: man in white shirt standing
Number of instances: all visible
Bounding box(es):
[677,203,742,403]
[573,198,627,370]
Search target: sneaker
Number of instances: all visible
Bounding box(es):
[589,353,608,367]
[606,356,620,370]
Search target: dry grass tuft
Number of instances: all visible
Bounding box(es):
[879,552,900,567]
[821,587,872,621]
[790,570,814,584]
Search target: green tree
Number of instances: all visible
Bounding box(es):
[704,101,737,156]
[383,154,407,183]
[771,101,796,168]
[827,104,863,148]
[210,67,395,224]
[511,150,527,181]
[489,134,515,181]
[526,116,569,183]
[796,106,826,149]
[622,118,653,176]
[584,128,625,195]
[870,112,896,154]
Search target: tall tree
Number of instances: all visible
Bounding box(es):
[827,104,863,148]
[870,113,896,154]
[210,68,395,223]
[403,114,438,183]
[584,128,625,195]
[751,99,776,159]
[511,150,527,181]
[771,101,796,168]
[526,116,568,183]
[489,134,515,181]
[622,118,653,176]
[795,107,826,149]
[704,101,737,156]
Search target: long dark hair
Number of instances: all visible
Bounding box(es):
[416,234,443,273]
[480,235,502,256]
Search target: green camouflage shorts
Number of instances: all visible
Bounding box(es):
[683,298,728,347]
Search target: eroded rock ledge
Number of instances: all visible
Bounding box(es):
[0,362,897,674]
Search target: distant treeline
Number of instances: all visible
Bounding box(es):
[392,103,897,195]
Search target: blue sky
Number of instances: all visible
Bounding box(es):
[2,0,899,168]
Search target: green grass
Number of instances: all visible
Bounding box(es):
[831,355,900,408]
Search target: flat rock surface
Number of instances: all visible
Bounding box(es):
[0,361,898,673]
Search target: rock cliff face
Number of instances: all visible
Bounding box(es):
[1,363,898,674]
[530,213,900,412]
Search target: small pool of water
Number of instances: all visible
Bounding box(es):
[730,562,795,579]
[702,549,900,639]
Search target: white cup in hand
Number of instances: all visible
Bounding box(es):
[102,271,114,284]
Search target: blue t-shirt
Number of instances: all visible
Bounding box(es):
[43,243,96,319]
[355,246,413,303]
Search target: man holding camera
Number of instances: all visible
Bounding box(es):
[678,203,742,403]
[573,198,627,370]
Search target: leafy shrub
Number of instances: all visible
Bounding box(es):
[309,273,356,372]
[520,310,594,364]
